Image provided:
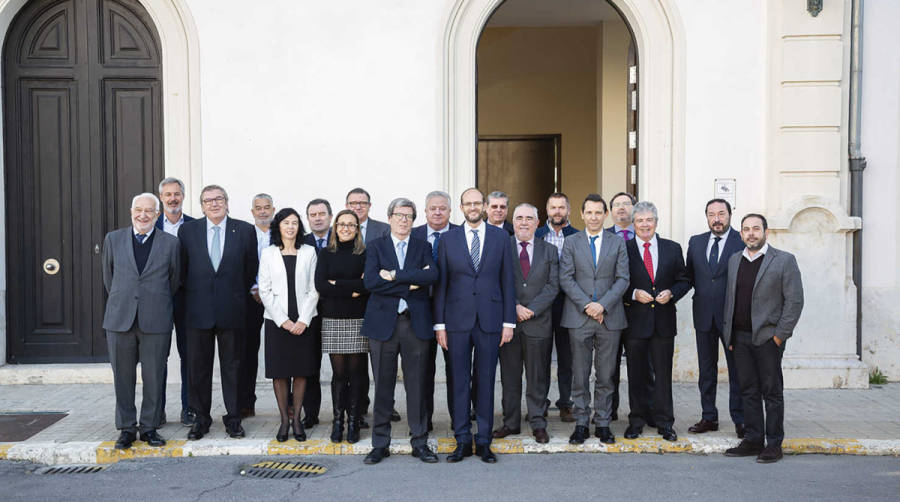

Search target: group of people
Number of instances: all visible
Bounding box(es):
[102,180,804,465]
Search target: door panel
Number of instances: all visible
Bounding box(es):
[477,136,559,225]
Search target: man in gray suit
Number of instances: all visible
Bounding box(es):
[559,194,629,445]
[102,193,180,450]
[494,204,559,444]
[723,213,803,463]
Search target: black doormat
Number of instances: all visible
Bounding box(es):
[0,412,67,441]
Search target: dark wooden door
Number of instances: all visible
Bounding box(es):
[4,0,163,363]
[477,135,560,225]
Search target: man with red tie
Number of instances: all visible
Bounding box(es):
[622,201,690,442]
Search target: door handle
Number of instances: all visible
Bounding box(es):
[43,258,60,275]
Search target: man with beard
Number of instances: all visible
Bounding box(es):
[485,191,514,235]
[685,199,745,438]
[434,188,515,463]
[534,193,579,422]
[240,194,276,417]
[723,214,803,463]
[156,177,195,426]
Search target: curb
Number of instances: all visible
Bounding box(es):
[2,437,898,465]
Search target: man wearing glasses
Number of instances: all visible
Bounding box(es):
[346,187,390,245]
[178,185,259,440]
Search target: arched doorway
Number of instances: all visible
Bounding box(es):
[3,0,164,362]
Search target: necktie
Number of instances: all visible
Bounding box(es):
[316,238,325,250]
[136,233,147,244]
[708,236,721,271]
[643,241,654,283]
[210,226,222,271]
[397,241,408,313]
[470,229,481,270]
[431,231,441,263]
[622,229,631,241]
[519,242,530,280]
[589,235,599,268]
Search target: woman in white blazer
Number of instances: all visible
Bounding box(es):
[258,207,319,442]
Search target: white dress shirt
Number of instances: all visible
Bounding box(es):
[585,228,604,266]
[206,216,227,257]
[162,213,184,237]
[742,242,769,262]
[464,220,486,259]
[427,224,451,247]
[133,227,155,239]
[706,230,730,262]
[515,237,535,265]
[255,225,270,259]
[632,233,659,300]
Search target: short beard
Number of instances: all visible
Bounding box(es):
[255,217,273,227]
[549,215,566,226]
[746,238,766,251]
[165,205,182,215]
[465,212,483,224]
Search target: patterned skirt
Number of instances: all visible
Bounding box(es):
[321,317,368,354]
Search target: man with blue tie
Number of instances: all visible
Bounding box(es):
[685,199,745,438]
[178,185,259,440]
[411,190,459,431]
[434,188,516,463]
[156,177,195,427]
[362,198,439,464]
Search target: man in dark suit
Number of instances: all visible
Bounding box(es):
[494,203,559,443]
[434,187,516,463]
[623,201,690,442]
[411,190,460,431]
[178,185,259,440]
[685,199,745,438]
[535,192,579,422]
[723,214,803,463]
[361,198,439,465]
[298,198,333,428]
[486,190,515,235]
[156,177,195,426]
[559,194,629,445]
[103,193,180,449]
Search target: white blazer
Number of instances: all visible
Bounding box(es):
[258,244,319,327]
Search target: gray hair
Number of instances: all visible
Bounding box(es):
[131,192,160,211]
[387,197,417,221]
[252,193,274,205]
[424,190,451,206]
[487,190,509,202]
[631,201,658,221]
[513,203,538,219]
[158,177,185,194]
[200,184,229,201]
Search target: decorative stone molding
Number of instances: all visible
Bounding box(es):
[769,195,862,232]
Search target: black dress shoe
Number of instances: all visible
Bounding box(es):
[725,439,764,457]
[390,409,401,422]
[226,423,245,438]
[475,445,497,463]
[276,422,290,442]
[187,423,208,440]
[735,423,746,439]
[412,445,439,463]
[658,427,678,442]
[140,430,166,447]
[492,425,520,438]
[595,426,615,444]
[756,444,783,463]
[624,424,643,439]
[364,447,390,465]
[180,409,197,427]
[568,425,589,445]
[445,443,473,462]
[688,419,719,434]
[115,431,136,450]
[301,416,319,429]
[292,420,306,442]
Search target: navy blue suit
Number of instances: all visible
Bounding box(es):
[433,223,515,446]
[178,217,259,428]
[155,213,194,420]
[686,228,744,425]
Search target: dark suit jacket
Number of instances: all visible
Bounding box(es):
[303,230,331,252]
[410,223,460,244]
[178,217,259,330]
[485,220,514,236]
[511,237,559,337]
[155,212,194,231]
[623,236,690,339]
[363,218,390,245]
[685,228,743,333]
[433,224,516,333]
[535,222,579,240]
[362,235,438,341]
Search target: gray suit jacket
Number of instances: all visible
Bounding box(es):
[559,231,629,330]
[722,246,804,347]
[102,227,180,333]
[363,218,390,244]
[511,236,559,338]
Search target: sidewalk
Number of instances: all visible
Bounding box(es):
[1,381,898,465]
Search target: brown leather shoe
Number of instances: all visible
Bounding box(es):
[688,418,719,434]
[492,425,521,438]
[559,406,575,423]
[756,444,783,463]
[533,428,550,444]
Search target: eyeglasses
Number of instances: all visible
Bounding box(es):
[461,201,483,208]
[513,216,536,222]
[336,223,358,229]
[347,201,370,208]
[392,213,414,222]
[201,196,226,206]
[611,202,633,208]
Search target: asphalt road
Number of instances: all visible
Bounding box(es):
[2,454,899,501]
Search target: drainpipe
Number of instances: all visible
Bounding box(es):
[848,0,866,360]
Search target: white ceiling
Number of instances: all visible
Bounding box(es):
[486,0,623,27]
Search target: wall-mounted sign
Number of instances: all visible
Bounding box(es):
[715,178,736,209]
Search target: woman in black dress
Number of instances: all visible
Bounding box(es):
[315,209,369,443]
[258,208,319,442]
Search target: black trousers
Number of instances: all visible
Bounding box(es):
[187,327,242,428]
[625,335,674,428]
[239,300,264,411]
[696,325,743,424]
[732,331,784,447]
[613,329,655,416]
[550,295,573,408]
[301,316,322,420]
[160,290,189,422]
